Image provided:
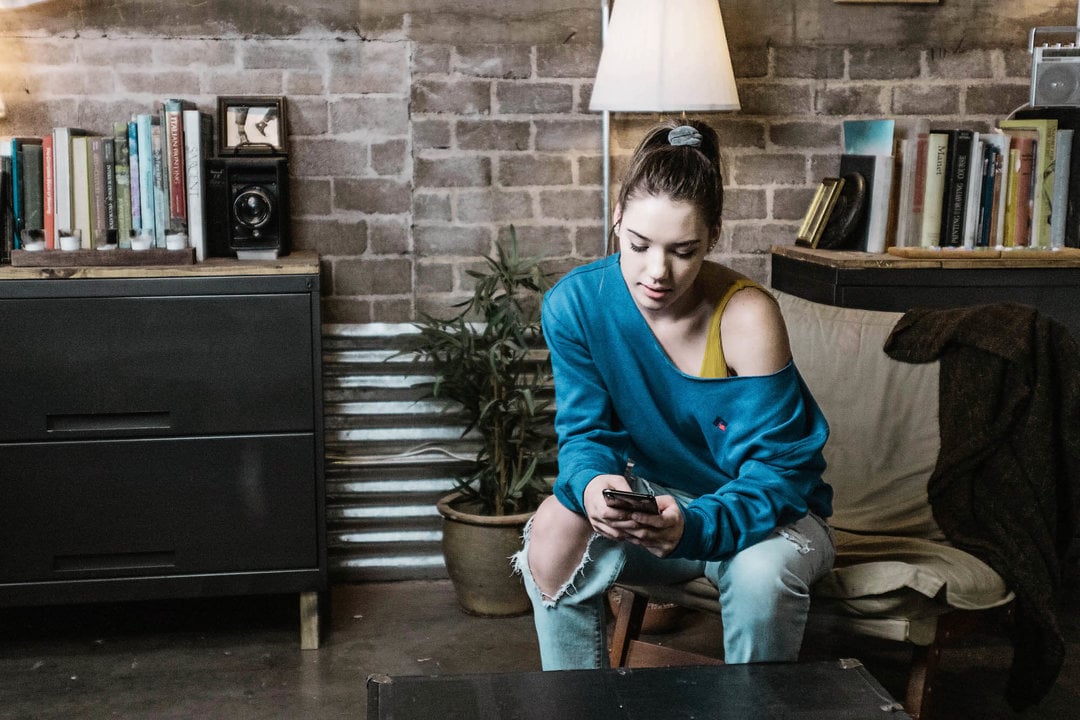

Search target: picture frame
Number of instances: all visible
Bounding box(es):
[216,96,288,156]
[797,177,845,249]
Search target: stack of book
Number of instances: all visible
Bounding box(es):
[0,98,213,262]
[827,114,1078,252]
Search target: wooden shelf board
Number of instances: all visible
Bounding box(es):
[11,248,194,267]
[772,243,1080,270]
[0,250,319,280]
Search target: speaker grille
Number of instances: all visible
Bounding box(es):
[1038,64,1080,105]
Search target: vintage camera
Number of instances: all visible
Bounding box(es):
[206,156,290,258]
[1030,26,1080,107]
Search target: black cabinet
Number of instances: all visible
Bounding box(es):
[770,245,1080,340]
[0,256,326,648]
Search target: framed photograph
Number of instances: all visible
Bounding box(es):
[797,177,845,249]
[217,96,288,156]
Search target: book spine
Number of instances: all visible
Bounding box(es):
[183,109,211,261]
[987,149,1005,247]
[102,137,118,244]
[0,152,11,263]
[51,128,85,241]
[938,129,973,248]
[993,142,1011,247]
[151,119,167,248]
[894,137,918,248]
[71,136,93,249]
[165,99,187,229]
[157,104,171,240]
[909,127,929,248]
[919,132,949,247]
[1008,137,1036,247]
[52,129,71,240]
[114,121,132,248]
[42,135,55,249]
[89,136,106,248]
[11,139,23,248]
[128,121,142,235]
[1051,128,1073,249]
[136,114,156,241]
[975,145,999,248]
[22,143,44,232]
[1032,131,1056,249]
[865,154,894,253]
[961,136,983,249]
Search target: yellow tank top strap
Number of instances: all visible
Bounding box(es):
[698,278,767,379]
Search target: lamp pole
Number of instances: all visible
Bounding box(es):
[600,0,612,253]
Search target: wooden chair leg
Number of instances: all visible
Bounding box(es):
[300,590,321,650]
[904,641,942,720]
[903,605,1013,719]
[608,587,649,667]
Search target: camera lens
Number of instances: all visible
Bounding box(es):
[233,186,273,228]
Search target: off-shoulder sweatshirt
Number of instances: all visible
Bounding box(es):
[542,254,833,561]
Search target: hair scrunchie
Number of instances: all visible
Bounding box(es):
[668,125,702,147]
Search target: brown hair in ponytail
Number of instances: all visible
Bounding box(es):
[615,119,724,237]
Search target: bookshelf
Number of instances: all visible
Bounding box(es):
[0,252,326,649]
[770,244,1080,341]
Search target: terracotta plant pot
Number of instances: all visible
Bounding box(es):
[437,492,533,617]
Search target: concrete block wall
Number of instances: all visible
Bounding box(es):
[0,0,1072,322]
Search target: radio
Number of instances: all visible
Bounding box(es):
[1030,26,1080,107]
[205,156,291,259]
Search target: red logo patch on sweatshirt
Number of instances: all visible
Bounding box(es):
[713,416,727,432]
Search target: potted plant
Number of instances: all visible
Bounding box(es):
[406,228,556,616]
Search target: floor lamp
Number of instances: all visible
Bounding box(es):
[590,0,741,252]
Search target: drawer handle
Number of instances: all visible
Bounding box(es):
[53,551,176,573]
[46,412,171,432]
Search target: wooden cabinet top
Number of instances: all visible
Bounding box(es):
[771,244,1080,270]
[0,251,319,281]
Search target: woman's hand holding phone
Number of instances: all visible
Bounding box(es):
[583,475,684,557]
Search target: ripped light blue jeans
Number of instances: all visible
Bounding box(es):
[512,491,835,670]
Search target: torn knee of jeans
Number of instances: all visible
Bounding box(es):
[513,519,598,607]
[776,526,813,555]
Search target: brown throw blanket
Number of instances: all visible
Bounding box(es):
[884,302,1080,710]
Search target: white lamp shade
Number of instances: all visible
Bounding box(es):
[590,0,740,113]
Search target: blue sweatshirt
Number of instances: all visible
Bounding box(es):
[542,255,833,561]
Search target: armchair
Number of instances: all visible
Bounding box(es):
[608,291,1022,720]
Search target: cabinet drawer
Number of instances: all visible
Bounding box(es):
[0,293,314,441]
[0,434,319,582]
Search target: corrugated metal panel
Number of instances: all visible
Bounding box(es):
[321,323,551,582]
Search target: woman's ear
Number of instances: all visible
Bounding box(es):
[708,221,721,251]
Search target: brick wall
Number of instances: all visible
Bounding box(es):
[0,0,1069,322]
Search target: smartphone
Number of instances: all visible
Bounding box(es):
[602,488,659,515]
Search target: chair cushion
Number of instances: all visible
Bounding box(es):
[774,291,945,542]
[816,530,1013,611]
[618,531,1012,645]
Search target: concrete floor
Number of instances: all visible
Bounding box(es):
[0,579,1077,719]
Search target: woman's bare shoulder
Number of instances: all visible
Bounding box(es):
[718,278,791,376]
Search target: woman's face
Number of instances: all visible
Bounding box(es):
[616,193,716,317]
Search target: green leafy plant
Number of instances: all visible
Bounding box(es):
[407,229,556,516]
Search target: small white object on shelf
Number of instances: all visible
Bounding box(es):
[236,249,280,260]
[165,232,189,251]
[131,230,153,251]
